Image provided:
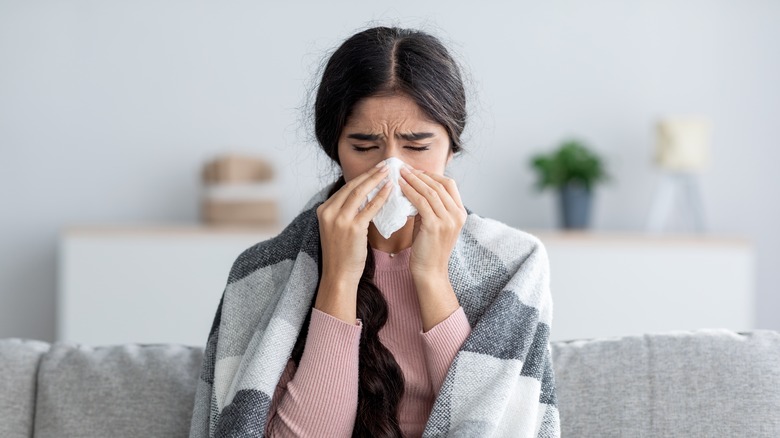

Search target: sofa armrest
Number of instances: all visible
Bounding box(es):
[0,338,51,438]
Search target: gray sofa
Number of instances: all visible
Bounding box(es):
[2,329,779,437]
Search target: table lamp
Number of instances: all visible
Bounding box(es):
[646,116,711,233]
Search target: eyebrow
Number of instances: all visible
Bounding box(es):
[346,132,435,141]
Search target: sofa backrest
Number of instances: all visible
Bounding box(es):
[3,329,780,437]
[32,342,203,438]
[551,329,780,437]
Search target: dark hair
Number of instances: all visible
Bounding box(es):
[291,26,467,438]
[314,26,467,164]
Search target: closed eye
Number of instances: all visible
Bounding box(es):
[405,146,430,151]
[352,145,378,152]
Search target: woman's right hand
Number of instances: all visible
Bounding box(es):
[314,162,392,323]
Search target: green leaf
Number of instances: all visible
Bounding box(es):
[529,139,610,192]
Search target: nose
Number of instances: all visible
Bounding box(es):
[381,141,402,161]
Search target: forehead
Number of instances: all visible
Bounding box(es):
[345,94,440,131]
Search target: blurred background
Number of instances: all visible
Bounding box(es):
[1,1,778,344]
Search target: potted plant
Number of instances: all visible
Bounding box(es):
[529,139,611,229]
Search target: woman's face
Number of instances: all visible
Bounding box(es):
[337,93,452,182]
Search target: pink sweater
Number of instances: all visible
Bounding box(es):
[264,246,472,437]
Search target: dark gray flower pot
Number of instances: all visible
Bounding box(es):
[559,182,592,229]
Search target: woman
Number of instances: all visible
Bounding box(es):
[190,26,559,438]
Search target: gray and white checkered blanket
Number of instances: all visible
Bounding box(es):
[190,187,560,437]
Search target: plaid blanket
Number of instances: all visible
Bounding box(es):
[190,187,560,437]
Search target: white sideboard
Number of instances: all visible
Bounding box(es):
[58,226,754,345]
[58,225,281,347]
[532,231,754,341]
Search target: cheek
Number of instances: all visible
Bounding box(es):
[343,169,360,182]
[408,151,449,174]
[339,152,371,182]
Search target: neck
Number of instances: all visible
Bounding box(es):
[368,217,415,253]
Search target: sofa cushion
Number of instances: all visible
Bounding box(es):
[0,339,50,438]
[33,342,203,438]
[551,329,780,437]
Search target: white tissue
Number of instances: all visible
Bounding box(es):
[360,157,418,239]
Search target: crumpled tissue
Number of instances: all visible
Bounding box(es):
[360,157,418,239]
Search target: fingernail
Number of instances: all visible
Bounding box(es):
[375,161,387,168]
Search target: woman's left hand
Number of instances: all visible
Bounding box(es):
[399,166,467,281]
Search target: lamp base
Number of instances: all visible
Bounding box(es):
[646,171,706,234]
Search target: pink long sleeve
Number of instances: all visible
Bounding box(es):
[421,306,471,396]
[264,308,362,437]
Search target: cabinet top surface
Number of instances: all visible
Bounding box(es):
[63,224,283,237]
[62,224,751,247]
[526,229,751,247]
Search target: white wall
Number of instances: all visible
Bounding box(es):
[2,1,779,341]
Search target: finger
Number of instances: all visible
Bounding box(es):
[414,171,461,214]
[328,162,389,210]
[340,166,392,214]
[398,170,436,219]
[400,167,448,218]
[355,179,392,223]
[319,164,387,225]
[421,172,465,210]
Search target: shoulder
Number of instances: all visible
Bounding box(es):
[461,210,549,269]
[226,206,321,285]
[451,210,553,327]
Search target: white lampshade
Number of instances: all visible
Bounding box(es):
[655,117,711,171]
